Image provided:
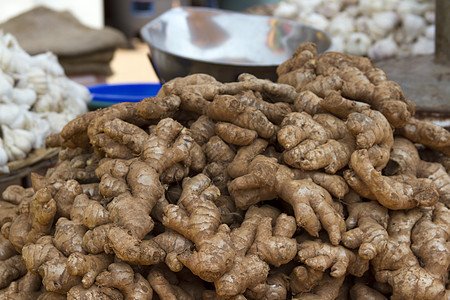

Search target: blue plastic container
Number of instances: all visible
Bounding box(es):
[88,83,162,109]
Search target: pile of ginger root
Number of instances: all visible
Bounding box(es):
[0,42,449,300]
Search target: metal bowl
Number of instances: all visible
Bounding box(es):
[140,7,331,83]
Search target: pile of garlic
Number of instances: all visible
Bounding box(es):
[0,31,91,174]
[273,0,435,60]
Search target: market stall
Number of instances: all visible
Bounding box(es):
[0,1,448,299]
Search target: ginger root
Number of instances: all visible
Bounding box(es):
[2,41,449,299]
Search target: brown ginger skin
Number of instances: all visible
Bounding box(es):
[297,239,369,279]
[96,262,153,300]
[163,174,235,282]
[278,112,355,173]
[67,284,123,300]
[342,201,389,260]
[229,155,346,245]
[349,283,388,300]
[213,206,283,297]
[66,252,114,288]
[2,187,57,253]
[235,90,292,124]
[221,73,298,104]
[385,137,450,207]
[214,122,258,146]
[0,254,27,289]
[22,236,81,293]
[372,210,447,300]
[0,272,42,300]
[346,109,393,169]
[350,149,439,210]
[397,117,450,156]
[207,94,277,140]
[227,138,268,179]
[147,266,192,300]
[411,203,450,281]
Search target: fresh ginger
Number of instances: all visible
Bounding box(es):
[297,239,369,279]
[341,201,389,260]
[2,42,450,298]
[385,137,450,207]
[67,284,123,300]
[371,209,447,300]
[345,109,393,169]
[2,187,56,252]
[207,94,277,140]
[350,149,439,210]
[96,262,153,300]
[0,254,27,289]
[411,203,450,281]
[0,272,42,300]
[221,73,298,104]
[214,122,258,146]
[234,90,292,125]
[349,283,388,300]
[278,112,355,173]
[66,252,113,289]
[162,174,235,282]
[22,236,81,293]
[214,206,296,297]
[147,266,193,300]
[396,117,450,156]
[229,155,345,245]
[227,138,268,179]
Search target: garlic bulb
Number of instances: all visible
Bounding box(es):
[11,88,37,107]
[0,31,91,173]
[1,125,35,161]
[31,52,65,77]
[346,32,371,56]
[0,138,9,173]
[368,35,399,60]
[400,13,426,44]
[0,71,13,102]
[411,36,434,56]
[369,12,399,40]
[272,0,435,60]
[0,103,30,128]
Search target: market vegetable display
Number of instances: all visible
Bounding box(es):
[0,31,91,173]
[269,0,435,60]
[0,42,449,299]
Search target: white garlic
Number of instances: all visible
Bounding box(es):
[11,88,37,107]
[358,0,385,15]
[369,11,400,40]
[0,138,9,173]
[425,25,434,40]
[400,13,426,44]
[328,14,355,37]
[397,0,429,16]
[274,2,299,19]
[26,115,52,149]
[0,71,13,102]
[31,52,65,77]
[16,67,49,95]
[273,0,435,59]
[300,12,330,31]
[0,103,31,128]
[411,36,434,56]
[330,36,346,53]
[346,32,371,56]
[0,31,90,172]
[368,35,399,60]
[318,0,343,18]
[1,125,34,161]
